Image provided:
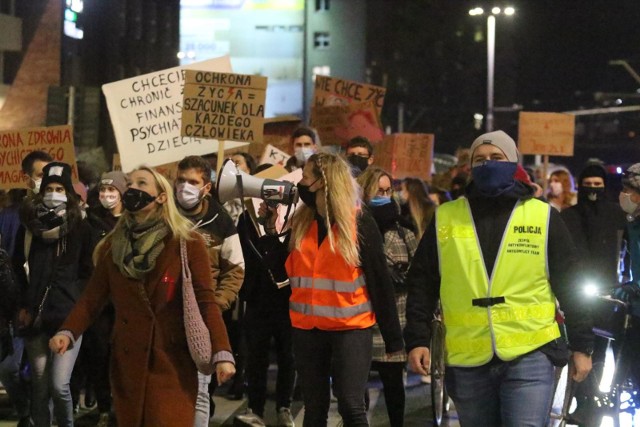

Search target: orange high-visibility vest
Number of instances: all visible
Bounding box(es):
[285,220,376,330]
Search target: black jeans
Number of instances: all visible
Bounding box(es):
[370,361,405,427]
[245,304,295,417]
[293,327,373,427]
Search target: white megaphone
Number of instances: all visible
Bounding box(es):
[216,159,298,206]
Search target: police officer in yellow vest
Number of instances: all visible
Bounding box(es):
[404,130,594,426]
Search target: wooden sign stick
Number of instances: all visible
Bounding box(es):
[216,140,226,179]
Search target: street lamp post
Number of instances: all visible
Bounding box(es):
[470,6,515,132]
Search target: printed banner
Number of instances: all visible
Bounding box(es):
[374,133,434,181]
[102,56,248,172]
[182,70,267,144]
[518,112,575,156]
[0,125,78,190]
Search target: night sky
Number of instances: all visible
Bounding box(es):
[367,0,640,170]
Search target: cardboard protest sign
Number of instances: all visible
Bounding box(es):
[518,112,575,156]
[374,133,434,181]
[0,125,78,190]
[181,70,267,144]
[311,100,384,147]
[259,144,291,166]
[102,56,248,172]
[313,75,386,117]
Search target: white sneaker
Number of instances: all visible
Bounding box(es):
[234,408,266,427]
[277,407,295,427]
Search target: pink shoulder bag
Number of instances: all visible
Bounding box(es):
[180,238,215,375]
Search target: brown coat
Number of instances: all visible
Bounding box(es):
[60,231,231,427]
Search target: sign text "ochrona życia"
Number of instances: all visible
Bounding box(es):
[181,70,267,144]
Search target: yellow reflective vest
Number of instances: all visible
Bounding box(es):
[436,197,560,367]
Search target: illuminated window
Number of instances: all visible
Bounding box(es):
[313,32,330,49]
[315,0,330,11]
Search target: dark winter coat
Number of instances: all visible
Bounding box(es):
[13,220,94,336]
[561,199,626,287]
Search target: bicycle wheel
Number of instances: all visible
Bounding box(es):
[430,317,447,426]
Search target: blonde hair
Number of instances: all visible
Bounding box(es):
[94,165,193,264]
[357,166,393,204]
[290,153,360,266]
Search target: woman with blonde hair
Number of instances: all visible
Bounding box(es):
[260,153,403,427]
[357,166,418,427]
[49,166,235,427]
[399,177,436,239]
[547,168,577,211]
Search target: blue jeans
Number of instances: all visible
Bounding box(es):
[293,327,372,427]
[0,335,29,418]
[194,372,211,427]
[26,333,83,427]
[445,350,555,427]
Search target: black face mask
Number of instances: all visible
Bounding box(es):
[347,155,369,175]
[297,184,316,208]
[122,188,156,212]
[578,186,605,203]
[297,178,320,208]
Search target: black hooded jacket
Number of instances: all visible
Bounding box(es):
[404,180,594,360]
[561,195,626,287]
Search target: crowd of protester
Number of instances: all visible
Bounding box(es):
[0,126,639,427]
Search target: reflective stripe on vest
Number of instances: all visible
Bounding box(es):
[285,220,376,331]
[289,276,367,293]
[436,197,560,367]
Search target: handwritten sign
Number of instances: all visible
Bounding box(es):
[181,70,267,144]
[518,112,575,156]
[102,56,248,172]
[0,125,78,190]
[259,144,291,166]
[311,100,384,147]
[312,75,386,117]
[374,133,434,181]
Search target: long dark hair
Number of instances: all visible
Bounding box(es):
[403,177,436,239]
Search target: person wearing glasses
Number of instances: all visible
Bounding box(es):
[357,166,418,427]
[345,136,374,177]
[404,131,594,426]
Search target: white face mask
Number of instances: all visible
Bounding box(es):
[99,191,121,210]
[549,181,563,197]
[619,192,639,215]
[43,192,67,209]
[295,147,315,163]
[176,182,203,210]
[32,178,42,194]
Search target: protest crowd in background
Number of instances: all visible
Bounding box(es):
[0,62,638,427]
